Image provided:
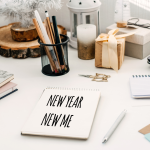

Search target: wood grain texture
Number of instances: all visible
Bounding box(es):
[11,23,38,42]
[0,24,40,58]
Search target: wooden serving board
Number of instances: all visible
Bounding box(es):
[0,24,40,58]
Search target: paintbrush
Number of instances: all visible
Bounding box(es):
[45,11,66,71]
[33,18,55,73]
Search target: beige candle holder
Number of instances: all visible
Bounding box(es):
[78,41,95,60]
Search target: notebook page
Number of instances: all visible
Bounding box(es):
[130,76,150,97]
[21,88,101,139]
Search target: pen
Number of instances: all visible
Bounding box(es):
[102,109,126,143]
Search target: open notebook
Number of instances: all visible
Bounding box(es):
[21,87,101,139]
[130,75,150,98]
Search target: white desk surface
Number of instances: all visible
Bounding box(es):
[1,43,150,150]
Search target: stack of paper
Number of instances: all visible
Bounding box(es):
[0,70,18,100]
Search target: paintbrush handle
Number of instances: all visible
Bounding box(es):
[33,18,55,72]
[46,17,61,67]
[34,11,61,72]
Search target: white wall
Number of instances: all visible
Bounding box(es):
[40,0,117,32]
[0,0,150,33]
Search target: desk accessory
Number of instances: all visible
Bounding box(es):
[127,18,150,29]
[79,74,110,82]
[145,133,150,142]
[52,16,67,69]
[45,11,66,70]
[0,23,40,58]
[139,124,150,142]
[34,10,69,76]
[102,110,126,143]
[147,56,150,64]
[11,23,38,42]
[0,82,18,100]
[44,11,67,42]
[107,18,150,59]
[33,18,56,73]
[95,29,135,72]
[39,35,69,76]
[130,75,150,98]
[139,124,150,135]
[117,21,127,28]
[77,24,96,60]
[21,87,101,139]
[34,10,61,73]
[0,70,14,87]
[67,0,101,49]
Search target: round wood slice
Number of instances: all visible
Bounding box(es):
[0,24,40,58]
[117,21,127,28]
[11,23,38,42]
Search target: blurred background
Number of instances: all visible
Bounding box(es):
[0,0,150,33]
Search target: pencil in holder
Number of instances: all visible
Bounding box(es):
[38,34,70,76]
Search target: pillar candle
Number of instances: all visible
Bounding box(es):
[77,24,96,60]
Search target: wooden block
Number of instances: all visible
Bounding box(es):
[11,23,38,42]
[117,22,127,28]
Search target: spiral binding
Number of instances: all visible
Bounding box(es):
[132,75,150,78]
[46,87,100,91]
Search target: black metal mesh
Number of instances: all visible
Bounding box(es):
[39,34,70,76]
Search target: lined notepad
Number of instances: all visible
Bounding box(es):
[21,87,101,139]
[130,75,150,98]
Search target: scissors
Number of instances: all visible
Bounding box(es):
[79,73,111,82]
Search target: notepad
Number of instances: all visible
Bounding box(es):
[0,82,18,100]
[130,75,150,98]
[0,70,14,87]
[21,87,101,139]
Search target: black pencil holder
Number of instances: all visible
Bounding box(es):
[38,34,70,76]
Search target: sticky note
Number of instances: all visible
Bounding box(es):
[145,133,150,142]
[139,124,150,135]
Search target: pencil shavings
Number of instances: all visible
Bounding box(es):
[0,0,62,27]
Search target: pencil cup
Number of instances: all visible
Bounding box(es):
[38,34,70,76]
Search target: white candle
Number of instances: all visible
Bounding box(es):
[77,24,96,60]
